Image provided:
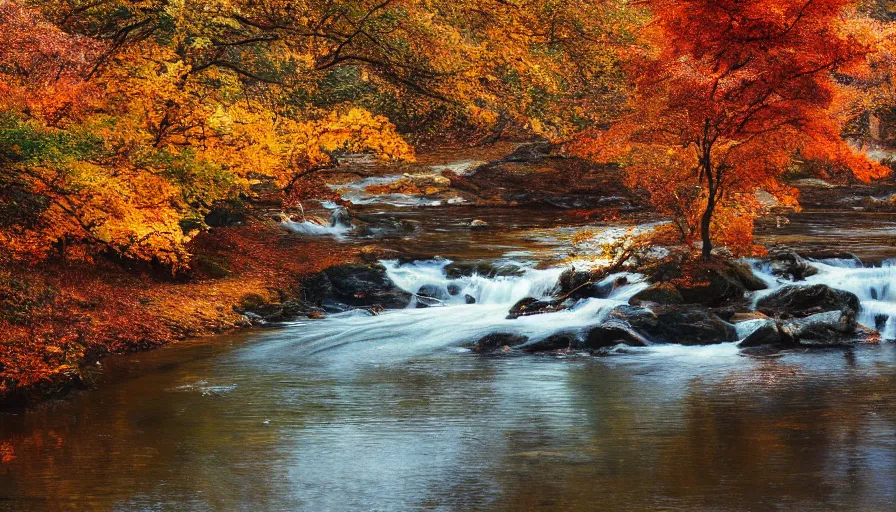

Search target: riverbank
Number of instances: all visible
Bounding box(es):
[0,220,358,407]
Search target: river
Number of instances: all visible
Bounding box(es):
[1,164,895,511]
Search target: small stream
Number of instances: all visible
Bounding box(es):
[2,164,896,510]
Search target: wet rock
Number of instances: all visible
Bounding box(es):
[472,333,528,353]
[557,268,592,295]
[737,320,784,348]
[506,297,566,319]
[607,305,659,333]
[415,295,446,308]
[651,307,738,345]
[779,310,858,346]
[629,283,683,306]
[612,305,736,345]
[465,294,477,304]
[302,264,412,309]
[767,250,819,281]
[470,219,489,229]
[677,261,766,306]
[447,283,462,296]
[417,284,449,302]
[757,284,860,319]
[522,332,578,352]
[582,320,651,349]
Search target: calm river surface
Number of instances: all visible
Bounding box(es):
[2,195,896,510]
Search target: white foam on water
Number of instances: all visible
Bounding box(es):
[281,219,351,237]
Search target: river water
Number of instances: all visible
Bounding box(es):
[1,172,896,510]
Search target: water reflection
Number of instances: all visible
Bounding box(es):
[1,331,894,511]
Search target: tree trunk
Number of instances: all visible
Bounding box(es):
[701,197,715,261]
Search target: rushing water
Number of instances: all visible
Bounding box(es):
[2,171,896,510]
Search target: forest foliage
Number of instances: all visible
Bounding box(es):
[0,0,894,267]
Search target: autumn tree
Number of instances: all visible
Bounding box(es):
[576,0,890,259]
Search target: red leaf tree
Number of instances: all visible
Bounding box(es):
[577,0,890,258]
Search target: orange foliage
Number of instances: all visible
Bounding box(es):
[574,0,891,258]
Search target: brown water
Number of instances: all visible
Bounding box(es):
[2,199,896,510]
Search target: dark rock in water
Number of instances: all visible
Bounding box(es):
[417,284,449,301]
[557,268,627,299]
[629,283,683,306]
[329,207,352,228]
[522,332,578,352]
[472,333,528,353]
[757,284,860,319]
[507,297,565,319]
[302,264,412,309]
[320,299,353,313]
[651,307,738,345]
[582,320,651,349]
[779,310,858,346]
[558,268,592,295]
[767,250,819,281]
[611,305,736,345]
[677,262,766,306]
[738,320,784,348]
[465,294,477,304]
[447,283,462,296]
[607,305,659,333]
[444,261,525,279]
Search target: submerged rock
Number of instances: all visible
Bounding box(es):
[472,333,528,353]
[302,263,412,309]
[329,207,352,228]
[756,284,860,319]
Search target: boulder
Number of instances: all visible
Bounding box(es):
[677,262,766,306]
[756,284,860,319]
[779,310,857,346]
[302,264,412,309]
[738,320,784,348]
[472,333,528,353]
[629,283,683,306]
[612,305,736,345]
[465,294,477,304]
[557,268,627,300]
[582,320,651,349]
[506,297,566,319]
[766,250,818,281]
[607,305,659,333]
[522,332,578,352]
